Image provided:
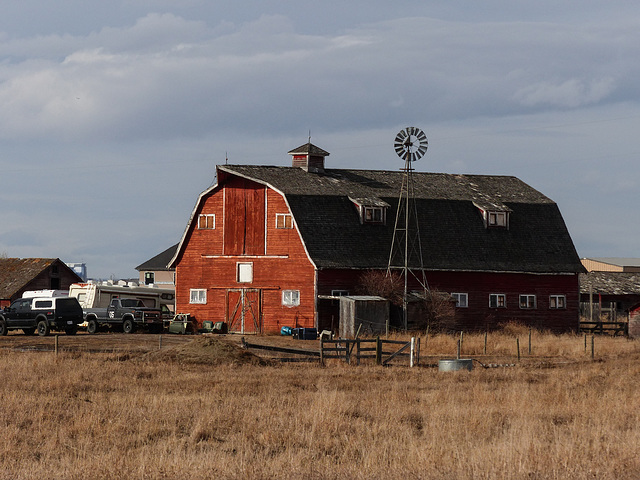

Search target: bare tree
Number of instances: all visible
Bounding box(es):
[356,270,404,306]
[357,270,456,331]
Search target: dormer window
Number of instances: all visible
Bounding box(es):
[364,206,384,223]
[350,196,389,225]
[474,203,511,229]
[488,211,507,227]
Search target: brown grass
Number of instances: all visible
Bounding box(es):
[1,332,640,479]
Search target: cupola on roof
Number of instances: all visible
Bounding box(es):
[288,142,329,173]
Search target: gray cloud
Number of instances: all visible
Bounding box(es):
[1,5,640,277]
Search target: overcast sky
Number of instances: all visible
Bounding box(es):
[1,1,639,279]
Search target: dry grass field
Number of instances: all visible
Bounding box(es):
[1,327,640,479]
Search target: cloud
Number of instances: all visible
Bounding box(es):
[513,77,616,108]
[1,14,639,143]
[2,8,640,276]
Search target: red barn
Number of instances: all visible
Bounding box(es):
[169,143,585,334]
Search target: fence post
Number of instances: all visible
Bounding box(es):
[459,331,464,355]
[55,335,59,356]
[410,337,415,368]
[591,335,595,359]
[528,328,532,355]
[376,336,382,365]
[516,338,520,362]
[319,336,324,366]
[456,339,461,359]
[424,326,429,355]
[345,340,351,365]
[484,331,488,355]
[416,337,421,366]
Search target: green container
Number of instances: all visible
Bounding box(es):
[168,320,188,334]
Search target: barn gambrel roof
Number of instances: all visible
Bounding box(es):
[171,165,584,274]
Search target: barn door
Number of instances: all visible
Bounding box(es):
[226,289,262,334]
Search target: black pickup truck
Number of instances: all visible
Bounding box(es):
[0,296,84,336]
[84,298,163,334]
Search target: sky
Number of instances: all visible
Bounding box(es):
[1,1,639,279]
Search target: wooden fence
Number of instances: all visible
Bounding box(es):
[579,320,628,336]
[240,336,420,367]
[319,337,420,367]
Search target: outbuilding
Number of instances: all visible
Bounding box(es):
[0,258,83,308]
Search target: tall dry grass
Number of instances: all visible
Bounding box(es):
[1,330,640,479]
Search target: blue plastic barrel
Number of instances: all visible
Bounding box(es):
[281,326,292,336]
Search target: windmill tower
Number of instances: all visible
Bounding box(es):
[387,127,429,330]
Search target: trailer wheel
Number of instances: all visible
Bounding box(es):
[123,319,135,334]
[37,320,50,337]
[0,319,7,336]
[87,319,98,334]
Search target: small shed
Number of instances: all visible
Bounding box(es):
[339,295,389,338]
[629,303,640,339]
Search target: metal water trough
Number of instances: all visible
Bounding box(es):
[439,358,473,372]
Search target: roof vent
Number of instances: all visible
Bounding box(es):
[288,142,329,173]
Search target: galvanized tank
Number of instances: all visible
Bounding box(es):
[438,359,473,372]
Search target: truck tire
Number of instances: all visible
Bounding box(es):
[23,328,36,336]
[87,319,98,335]
[123,318,135,334]
[0,319,7,336]
[37,320,50,337]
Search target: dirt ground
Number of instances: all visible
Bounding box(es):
[0,330,321,358]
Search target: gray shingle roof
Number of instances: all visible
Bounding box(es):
[0,258,56,299]
[218,165,584,274]
[136,244,179,271]
[287,142,330,157]
[580,272,640,295]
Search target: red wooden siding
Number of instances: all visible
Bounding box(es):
[316,269,580,332]
[223,177,265,255]
[174,182,316,333]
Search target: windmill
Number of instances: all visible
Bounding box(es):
[387,127,429,330]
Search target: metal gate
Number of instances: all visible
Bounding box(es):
[226,289,262,334]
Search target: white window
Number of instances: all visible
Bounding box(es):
[549,295,566,309]
[237,263,253,283]
[519,294,537,309]
[276,213,293,229]
[363,206,384,223]
[282,290,300,307]
[190,289,207,304]
[488,212,507,227]
[489,294,506,308]
[198,214,215,229]
[452,293,468,308]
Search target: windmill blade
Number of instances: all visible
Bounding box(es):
[417,130,428,143]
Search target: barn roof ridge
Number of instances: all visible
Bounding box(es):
[217,164,553,205]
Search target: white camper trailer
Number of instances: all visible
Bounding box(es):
[68,282,175,319]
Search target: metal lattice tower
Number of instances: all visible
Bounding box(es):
[387,127,429,330]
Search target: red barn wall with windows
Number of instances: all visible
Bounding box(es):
[315,268,579,332]
[174,179,317,333]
